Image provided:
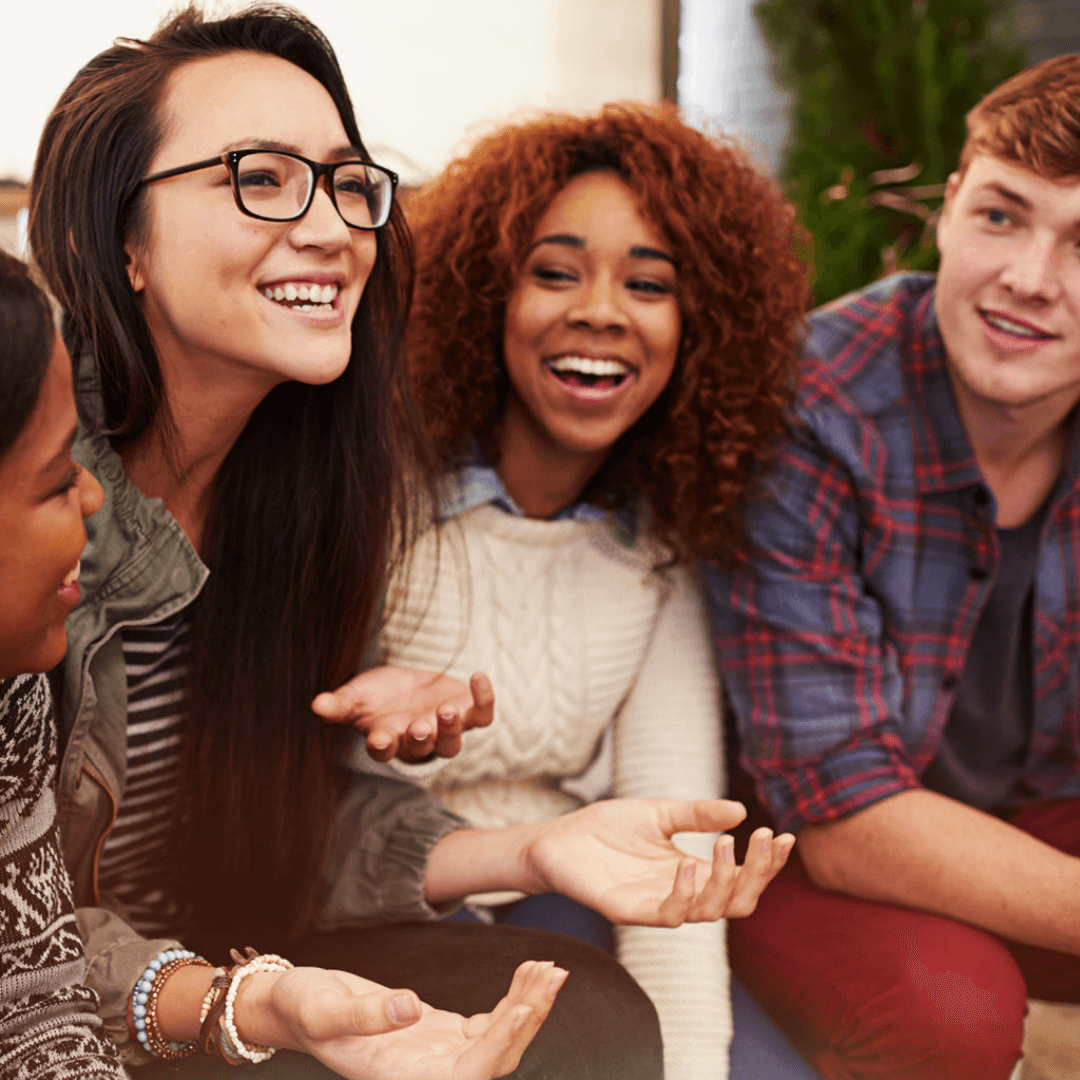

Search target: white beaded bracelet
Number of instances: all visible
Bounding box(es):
[221,952,294,1064]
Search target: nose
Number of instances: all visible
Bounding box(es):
[999,232,1061,303]
[288,180,353,252]
[567,272,629,332]
[79,466,104,520]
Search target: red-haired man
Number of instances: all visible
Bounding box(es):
[709,54,1080,1080]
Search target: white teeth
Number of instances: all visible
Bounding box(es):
[984,313,1047,339]
[548,355,632,377]
[62,561,80,587]
[262,282,339,306]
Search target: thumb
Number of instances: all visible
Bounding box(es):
[307,988,422,1040]
[311,688,357,721]
[658,798,748,835]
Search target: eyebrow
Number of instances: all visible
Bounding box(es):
[978,182,1032,210]
[529,233,677,266]
[221,137,365,161]
[37,423,78,477]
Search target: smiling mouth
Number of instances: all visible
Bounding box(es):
[979,309,1056,341]
[545,355,634,390]
[260,281,339,312]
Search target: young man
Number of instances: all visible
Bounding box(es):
[707,54,1080,1080]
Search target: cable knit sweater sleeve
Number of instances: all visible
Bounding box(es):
[612,566,730,1080]
[0,675,127,1080]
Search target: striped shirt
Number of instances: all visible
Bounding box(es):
[96,611,189,937]
[706,272,1080,833]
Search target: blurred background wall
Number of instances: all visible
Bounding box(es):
[3,0,1080,267]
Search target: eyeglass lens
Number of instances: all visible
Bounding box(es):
[235,153,391,228]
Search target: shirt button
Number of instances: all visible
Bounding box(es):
[941,673,958,691]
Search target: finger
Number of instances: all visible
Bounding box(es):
[771,832,796,874]
[394,719,437,763]
[432,705,464,758]
[464,672,495,730]
[653,798,748,837]
[654,857,697,928]
[312,689,356,722]
[496,966,566,1072]
[302,986,422,1041]
[685,833,739,922]
[365,727,400,763]
[477,963,566,1076]
[726,827,777,917]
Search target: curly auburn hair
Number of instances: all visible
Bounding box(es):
[407,103,810,564]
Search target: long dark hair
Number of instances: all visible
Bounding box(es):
[0,251,54,460]
[30,5,429,936]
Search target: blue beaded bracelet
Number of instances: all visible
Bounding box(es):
[131,948,208,1060]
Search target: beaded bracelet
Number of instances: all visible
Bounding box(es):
[130,948,211,1060]
[220,950,294,1064]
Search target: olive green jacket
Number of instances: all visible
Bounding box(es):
[56,373,463,1065]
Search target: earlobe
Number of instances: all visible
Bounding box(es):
[124,245,145,293]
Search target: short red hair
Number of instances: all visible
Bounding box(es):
[961,53,1080,179]
[406,103,810,564]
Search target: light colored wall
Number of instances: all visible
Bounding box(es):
[677,0,791,175]
[0,0,661,186]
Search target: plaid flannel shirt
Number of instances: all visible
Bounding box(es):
[705,272,1080,834]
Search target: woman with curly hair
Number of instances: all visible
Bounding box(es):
[370,105,815,1080]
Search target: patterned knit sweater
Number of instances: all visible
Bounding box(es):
[378,505,731,1080]
[0,675,126,1080]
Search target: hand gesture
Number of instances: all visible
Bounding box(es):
[313,666,495,763]
[522,799,794,926]
[241,960,566,1080]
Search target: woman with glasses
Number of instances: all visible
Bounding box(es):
[370,107,818,1080]
[27,6,784,1078]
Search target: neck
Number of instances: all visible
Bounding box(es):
[496,400,607,519]
[120,358,274,553]
[950,375,1077,528]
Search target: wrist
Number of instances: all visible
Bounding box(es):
[231,968,294,1051]
[425,821,549,903]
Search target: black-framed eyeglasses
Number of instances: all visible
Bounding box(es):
[139,149,398,230]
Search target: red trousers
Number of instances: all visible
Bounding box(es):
[729,800,1080,1080]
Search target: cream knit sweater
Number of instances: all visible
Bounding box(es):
[378,504,731,1080]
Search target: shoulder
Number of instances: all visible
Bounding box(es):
[802,272,935,420]
[0,674,53,807]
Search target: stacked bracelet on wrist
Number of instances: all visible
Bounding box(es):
[200,947,294,1065]
[130,949,211,1060]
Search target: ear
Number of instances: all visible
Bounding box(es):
[936,171,963,250]
[124,239,145,293]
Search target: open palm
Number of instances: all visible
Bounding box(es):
[267,961,564,1080]
[524,798,794,925]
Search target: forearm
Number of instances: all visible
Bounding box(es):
[798,788,1080,954]
[424,824,544,905]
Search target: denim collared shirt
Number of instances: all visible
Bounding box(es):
[441,464,636,542]
[705,272,1080,834]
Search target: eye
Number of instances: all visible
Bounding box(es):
[627,277,674,296]
[237,171,281,190]
[984,207,1011,226]
[532,265,578,285]
[54,464,80,498]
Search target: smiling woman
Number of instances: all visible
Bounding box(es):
[377,105,812,1080]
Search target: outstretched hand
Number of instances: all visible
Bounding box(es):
[522,799,794,926]
[240,960,566,1080]
[313,666,495,763]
